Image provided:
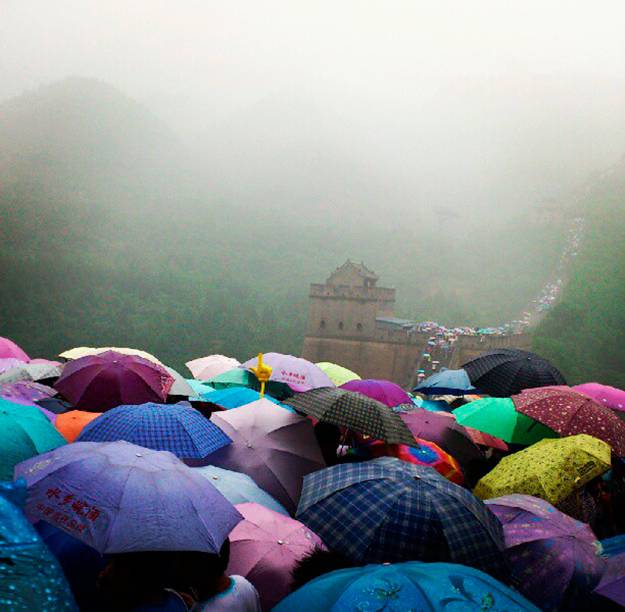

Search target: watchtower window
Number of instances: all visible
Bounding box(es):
[338,321,344,330]
[356,323,363,332]
[320,320,326,329]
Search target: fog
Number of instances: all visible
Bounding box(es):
[2,1,625,365]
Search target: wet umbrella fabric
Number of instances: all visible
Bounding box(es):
[513,386,625,456]
[185,355,241,381]
[55,350,174,412]
[56,411,101,442]
[0,362,63,384]
[205,368,293,399]
[462,348,566,397]
[59,346,163,365]
[273,561,539,612]
[0,357,25,373]
[227,502,326,610]
[340,379,412,407]
[0,381,56,405]
[0,336,29,361]
[574,382,625,415]
[15,440,242,554]
[77,402,231,460]
[315,362,361,386]
[413,368,477,396]
[163,366,197,398]
[296,457,506,578]
[193,465,289,515]
[208,387,287,410]
[36,397,74,415]
[209,400,325,514]
[474,434,611,504]
[284,387,416,446]
[486,494,605,611]
[594,552,625,607]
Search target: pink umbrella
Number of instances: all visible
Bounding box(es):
[209,400,325,514]
[54,350,174,412]
[227,502,326,610]
[240,353,334,392]
[185,355,241,381]
[574,383,625,415]
[0,337,29,361]
[29,358,63,367]
[340,379,412,407]
[0,381,56,405]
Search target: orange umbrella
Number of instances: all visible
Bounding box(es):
[55,410,101,442]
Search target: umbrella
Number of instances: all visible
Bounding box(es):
[513,386,625,456]
[29,358,63,367]
[208,400,325,514]
[206,368,293,399]
[284,387,416,446]
[594,552,625,607]
[185,378,215,401]
[430,411,509,451]
[575,382,625,415]
[0,399,67,480]
[0,336,29,361]
[315,362,361,386]
[185,354,241,381]
[474,434,611,504]
[0,357,25,373]
[296,457,506,578]
[163,366,197,398]
[55,410,101,442]
[77,402,231,461]
[0,480,76,610]
[453,397,557,445]
[241,353,334,392]
[340,379,412,407]
[207,387,288,410]
[413,368,477,396]
[59,346,163,365]
[462,348,566,397]
[0,380,56,405]
[54,350,174,412]
[273,561,539,612]
[36,397,74,415]
[15,440,242,554]
[486,494,605,611]
[0,362,63,384]
[193,465,289,515]
[227,502,326,610]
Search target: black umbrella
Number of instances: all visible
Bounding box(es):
[462,348,566,397]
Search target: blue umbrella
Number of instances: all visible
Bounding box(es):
[273,561,538,611]
[193,465,289,515]
[185,379,215,401]
[296,457,506,580]
[207,387,294,412]
[413,368,476,396]
[77,402,231,461]
[0,479,76,610]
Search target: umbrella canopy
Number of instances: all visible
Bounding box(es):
[453,397,557,445]
[227,502,326,610]
[163,366,197,397]
[59,346,163,365]
[208,400,325,514]
[0,362,63,384]
[0,357,25,373]
[413,368,477,396]
[273,561,539,612]
[575,382,625,414]
[340,378,412,407]
[0,336,29,361]
[594,552,625,608]
[29,358,63,367]
[514,386,625,456]
[15,440,242,554]
[0,480,76,610]
[205,368,292,399]
[474,434,611,505]
[55,350,174,412]
[185,378,215,401]
[0,399,67,480]
[36,397,74,415]
[77,402,231,461]
[193,465,289,515]
[296,457,506,578]
[185,354,241,381]
[315,362,361,386]
[56,410,101,442]
[430,411,509,451]
[284,387,416,446]
[486,494,605,611]
[0,380,56,405]
[462,348,566,397]
[241,353,334,392]
[207,387,286,410]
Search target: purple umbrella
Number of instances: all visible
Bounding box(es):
[15,440,242,554]
[240,353,334,392]
[594,552,625,607]
[340,379,412,407]
[486,494,605,611]
[0,336,29,361]
[208,399,325,514]
[55,350,174,412]
[0,381,56,405]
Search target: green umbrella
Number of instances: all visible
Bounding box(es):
[0,399,67,480]
[453,397,557,445]
[205,368,292,399]
[315,362,361,386]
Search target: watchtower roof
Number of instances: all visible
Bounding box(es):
[326,260,378,285]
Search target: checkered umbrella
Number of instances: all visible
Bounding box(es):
[77,402,231,461]
[296,457,507,580]
[283,387,416,446]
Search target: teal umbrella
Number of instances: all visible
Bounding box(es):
[205,368,293,399]
[0,398,66,480]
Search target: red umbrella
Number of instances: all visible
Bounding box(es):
[54,350,174,412]
[513,386,625,456]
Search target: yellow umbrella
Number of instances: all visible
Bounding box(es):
[315,362,361,386]
[474,434,611,505]
[58,346,163,365]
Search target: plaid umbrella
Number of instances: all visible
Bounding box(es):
[77,402,231,461]
[462,349,566,397]
[296,457,507,579]
[284,387,416,446]
[513,386,625,457]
